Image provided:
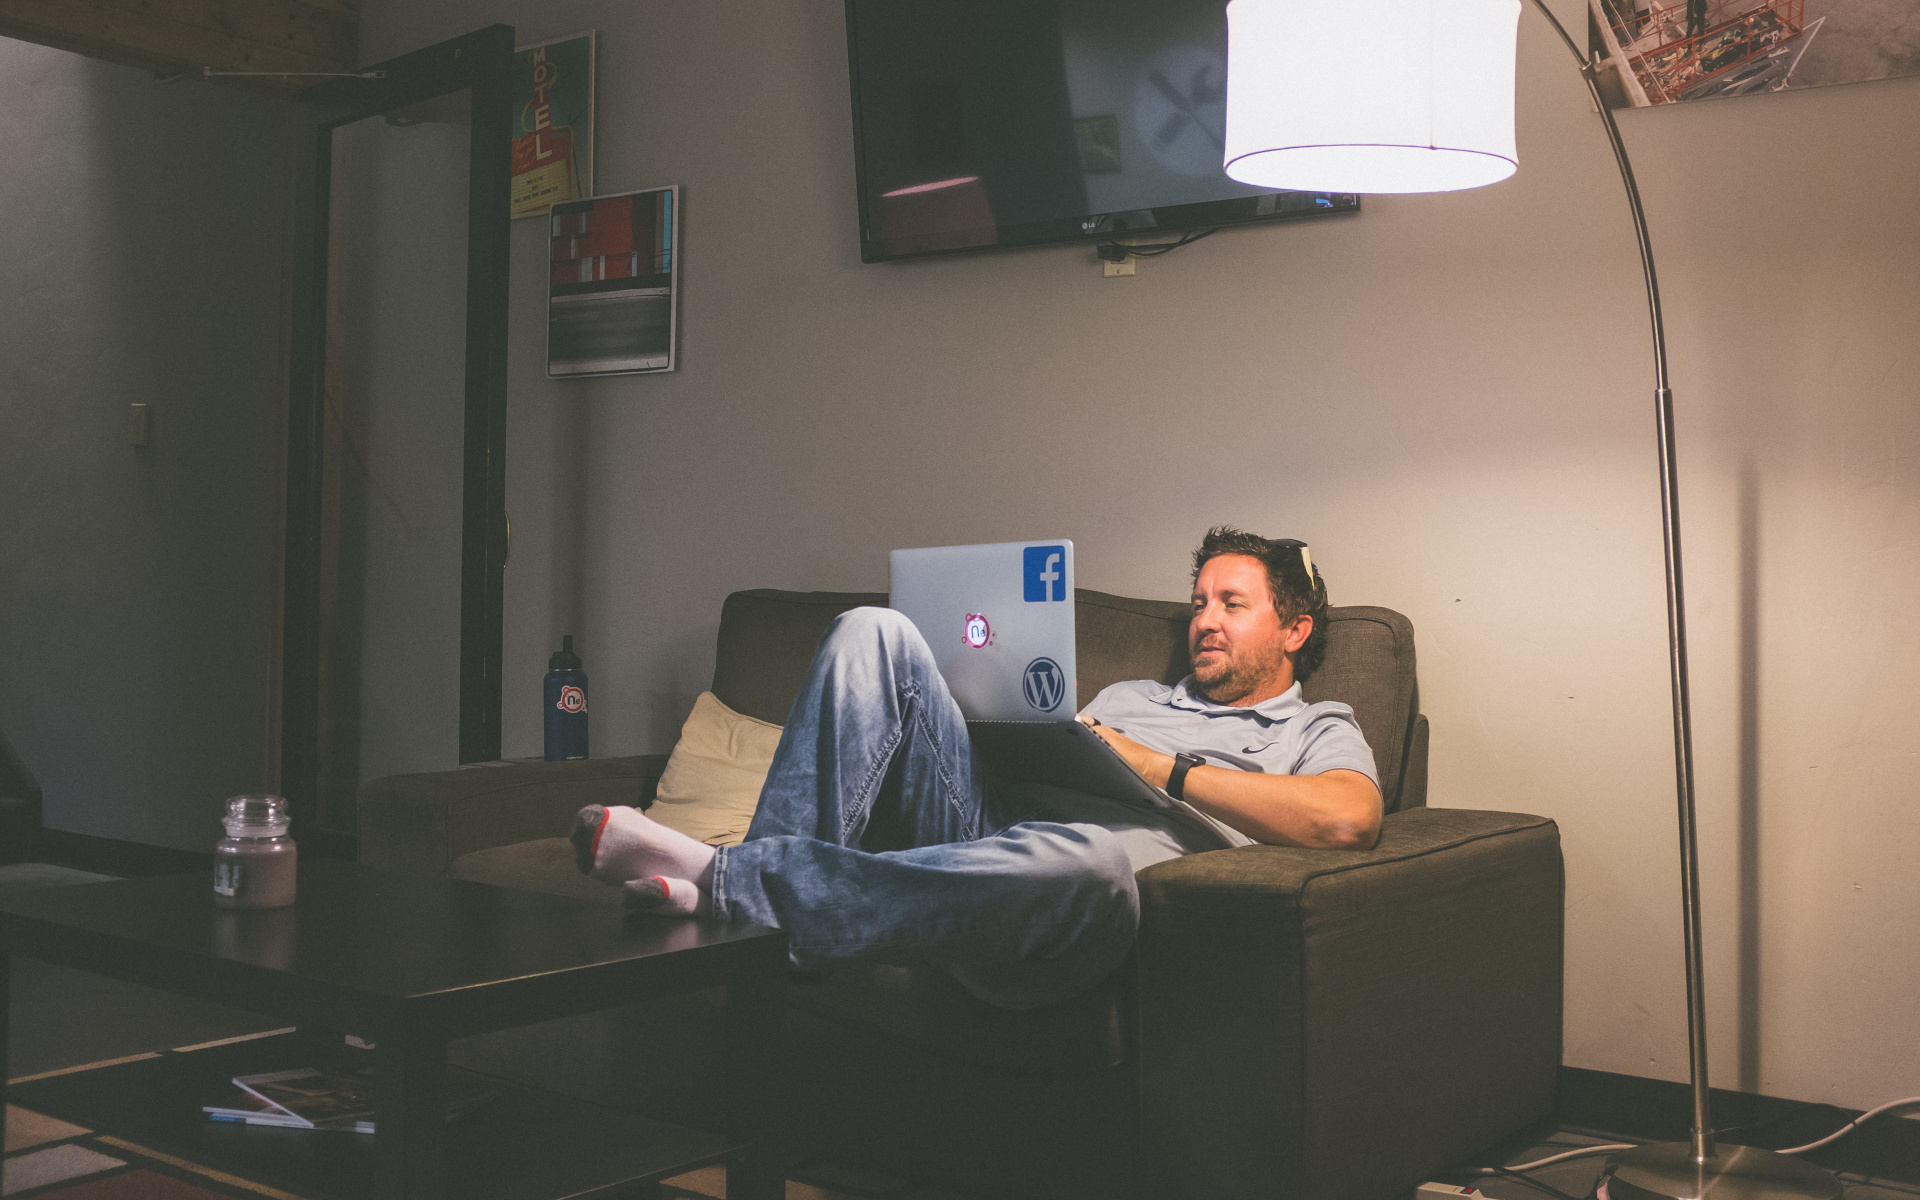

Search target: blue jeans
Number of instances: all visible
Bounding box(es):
[710,607,1146,1008]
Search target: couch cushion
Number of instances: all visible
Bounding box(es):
[713,590,887,724]
[650,691,782,846]
[1302,606,1419,812]
[358,755,668,875]
[450,836,622,904]
[1073,590,1192,705]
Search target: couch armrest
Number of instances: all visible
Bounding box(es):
[357,755,669,876]
[1133,807,1563,1200]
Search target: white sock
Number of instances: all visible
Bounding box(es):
[621,875,704,916]
[570,805,716,891]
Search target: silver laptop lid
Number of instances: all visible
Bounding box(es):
[889,539,1076,722]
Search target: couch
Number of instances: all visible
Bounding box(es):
[358,588,1564,1199]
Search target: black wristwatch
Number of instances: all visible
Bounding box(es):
[1166,752,1204,800]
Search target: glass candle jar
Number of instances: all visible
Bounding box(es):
[213,794,297,909]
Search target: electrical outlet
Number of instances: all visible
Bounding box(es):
[1104,255,1135,278]
[129,403,152,447]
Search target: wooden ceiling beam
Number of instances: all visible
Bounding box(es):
[118,0,357,67]
[0,0,359,91]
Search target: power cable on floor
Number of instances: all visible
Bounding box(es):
[1459,1094,1920,1186]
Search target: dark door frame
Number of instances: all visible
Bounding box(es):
[281,25,514,841]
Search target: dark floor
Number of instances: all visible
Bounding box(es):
[6,862,1916,1200]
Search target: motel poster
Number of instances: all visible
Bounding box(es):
[512,32,595,219]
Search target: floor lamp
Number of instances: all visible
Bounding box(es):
[1218,3,1840,1199]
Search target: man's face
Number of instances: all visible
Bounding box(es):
[1188,553,1310,706]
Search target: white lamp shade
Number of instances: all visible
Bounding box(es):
[1224,0,1521,194]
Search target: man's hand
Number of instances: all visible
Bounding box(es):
[1077,714,1380,850]
[1079,715,1174,788]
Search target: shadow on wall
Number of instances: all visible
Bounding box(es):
[0,43,293,848]
[77,56,294,843]
[1737,456,1761,1093]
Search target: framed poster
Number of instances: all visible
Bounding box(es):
[1590,0,1920,106]
[547,186,679,377]
[512,32,595,219]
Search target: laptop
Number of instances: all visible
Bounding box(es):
[889,539,1177,812]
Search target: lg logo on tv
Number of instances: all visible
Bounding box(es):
[1023,545,1066,602]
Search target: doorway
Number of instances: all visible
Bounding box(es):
[280,27,514,847]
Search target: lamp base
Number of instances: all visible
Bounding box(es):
[1599,1142,1842,1200]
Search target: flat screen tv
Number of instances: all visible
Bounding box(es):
[844,0,1359,263]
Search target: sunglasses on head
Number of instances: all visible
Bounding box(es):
[1269,539,1315,596]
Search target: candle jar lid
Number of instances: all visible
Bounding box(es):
[224,794,291,837]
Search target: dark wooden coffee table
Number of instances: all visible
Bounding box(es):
[0,858,789,1200]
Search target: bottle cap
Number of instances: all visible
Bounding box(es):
[224,794,290,837]
[549,634,582,672]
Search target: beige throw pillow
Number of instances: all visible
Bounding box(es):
[648,691,782,847]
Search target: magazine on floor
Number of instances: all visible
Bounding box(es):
[204,1082,375,1134]
[203,1064,500,1133]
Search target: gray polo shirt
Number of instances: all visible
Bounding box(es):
[1006,677,1378,866]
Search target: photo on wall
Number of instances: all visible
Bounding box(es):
[1590,0,1920,105]
[547,186,678,377]
[512,31,595,219]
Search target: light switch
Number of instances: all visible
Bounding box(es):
[129,403,152,447]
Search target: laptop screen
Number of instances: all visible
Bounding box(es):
[889,539,1078,721]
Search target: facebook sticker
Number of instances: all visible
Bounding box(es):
[1023,545,1067,602]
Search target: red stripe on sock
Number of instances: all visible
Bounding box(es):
[654,876,670,899]
[589,808,610,864]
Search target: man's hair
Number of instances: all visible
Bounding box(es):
[1190,526,1331,682]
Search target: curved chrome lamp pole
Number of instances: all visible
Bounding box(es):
[1520,16,1838,1199]
[1221,1,1841,1196]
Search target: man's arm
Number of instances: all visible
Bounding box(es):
[1084,721,1382,850]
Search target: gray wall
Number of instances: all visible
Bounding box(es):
[364,3,1920,1111]
[0,40,294,851]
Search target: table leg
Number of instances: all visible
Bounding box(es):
[372,1024,447,1200]
[2,949,11,1160]
[724,973,785,1200]
[293,1025,349,1064]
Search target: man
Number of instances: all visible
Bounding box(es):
[572,527,1381,1008]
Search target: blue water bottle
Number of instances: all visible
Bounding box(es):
[544,635,589,761]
